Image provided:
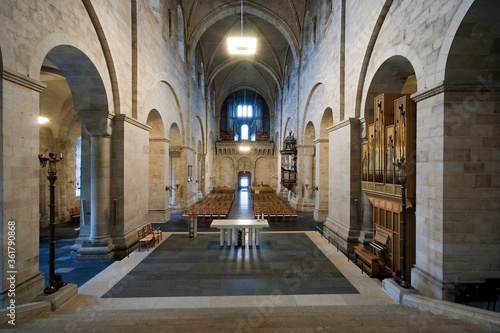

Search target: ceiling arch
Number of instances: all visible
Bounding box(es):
[187,2,300,63]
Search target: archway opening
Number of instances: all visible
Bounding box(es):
[360,55,417,279]
[238,171,251,190]
[168,123,182,211]
[314,108,332,222]
[147,109,168,222]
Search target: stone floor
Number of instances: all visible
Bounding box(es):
[6,190,489,332]
[102,233,358,298]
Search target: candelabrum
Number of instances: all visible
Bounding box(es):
[304,184,318,191]
[165,184,180,192]
[38,153,66,294]
[394,157,410,288]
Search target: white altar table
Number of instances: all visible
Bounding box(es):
[210,219,269,247]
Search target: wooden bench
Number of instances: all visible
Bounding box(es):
[68,207,80,224]
[354,246,381,276]
[137,223,161,251]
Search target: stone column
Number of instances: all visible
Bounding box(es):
[294,145,315,211]
[182,146,195,208]
[303,149,314,200]
[169,147,182,212]
[197,153,203,199]
[89,134,111,240]
[323,118,361,254]
[68,112,113,259]
[314,139,329,221]
[1,68,46,306]
[148,138,170,222]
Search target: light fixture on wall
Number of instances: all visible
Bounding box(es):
[187,165,193,182]
[305,184,318,191]
[239,146,250,152]
[227,0,256,55]
[165,184,180,192]
[280,131,297,190]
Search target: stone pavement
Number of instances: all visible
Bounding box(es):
[0,231,489,332]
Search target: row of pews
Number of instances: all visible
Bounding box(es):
[252,191,298,222]
[182,192,235,222]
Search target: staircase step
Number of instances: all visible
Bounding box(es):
[4,305,488,333]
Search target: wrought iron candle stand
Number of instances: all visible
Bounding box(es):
[39,153,66,294]
[394,157,411,288]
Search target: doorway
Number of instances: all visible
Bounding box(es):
[238,171,251,190]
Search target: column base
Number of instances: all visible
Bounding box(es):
[382,278,420,303]
[169,201,183,213]
[1,273,45,308]
[411,265,455,301]
[71,238,115,260]
[294,198,315,212]
[323,216,360,255]
[148,208,170,222]
[33,283,78,311]
[313,207,328,222]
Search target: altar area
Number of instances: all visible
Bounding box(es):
[210,219,269,247]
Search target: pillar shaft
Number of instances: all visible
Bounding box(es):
[89,135,111,240]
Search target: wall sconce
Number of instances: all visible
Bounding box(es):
[187,165,193,182]
[304,184,318,191]
[280,131,297,190]
[165,184,180,192]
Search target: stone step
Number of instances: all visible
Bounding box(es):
[4,305,487,333]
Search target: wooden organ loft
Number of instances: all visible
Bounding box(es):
[355,93,416,279]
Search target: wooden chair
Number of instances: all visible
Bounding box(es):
[146,223,162,243]
[138,229,155,251]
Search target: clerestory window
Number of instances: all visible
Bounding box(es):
[237,105,253,118]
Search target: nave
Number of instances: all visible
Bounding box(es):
[18,190,489,332]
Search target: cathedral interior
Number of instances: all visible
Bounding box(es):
[0,0,499,330]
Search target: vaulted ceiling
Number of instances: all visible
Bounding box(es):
[184,0,307,110]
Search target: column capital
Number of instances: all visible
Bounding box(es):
[169,146,182,157]
[313,138,329,144]
[298,144,315,156]
[79,111,113,137]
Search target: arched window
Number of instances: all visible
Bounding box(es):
[236,104,253,118]
[241,124,249,140]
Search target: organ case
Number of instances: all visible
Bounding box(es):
[360,93,416,279]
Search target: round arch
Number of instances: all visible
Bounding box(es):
[304,121,315,146]
[42,45,108,114]
[187,4,299,63]
[147,109,165,139]
[361,55,417,120]
[320,108,333,140]
[147,109,168,222]
[219,156,235,186]
[358,45,424,118]
[168,122,182,146]
[160,80,185,146]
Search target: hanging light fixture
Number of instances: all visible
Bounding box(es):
[227,0,257,55]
